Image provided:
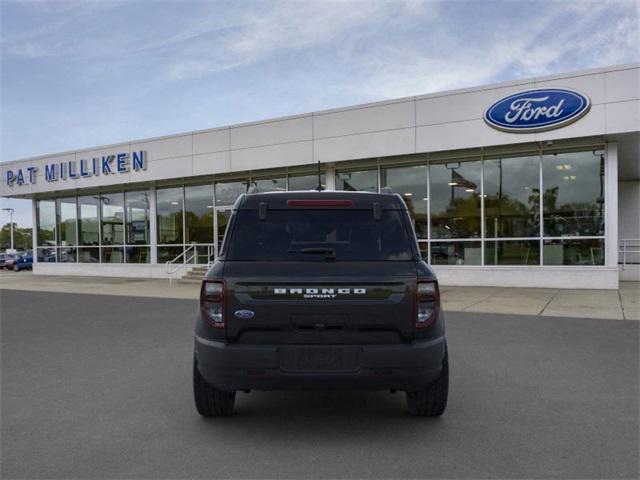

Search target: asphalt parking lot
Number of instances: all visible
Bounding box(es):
[1,289,638,479]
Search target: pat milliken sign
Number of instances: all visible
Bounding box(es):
[484,88,591,133]
[5,151,147,187]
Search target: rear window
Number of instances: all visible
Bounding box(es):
[225,209,415,261]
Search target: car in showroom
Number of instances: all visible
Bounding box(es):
[193,191,448,417]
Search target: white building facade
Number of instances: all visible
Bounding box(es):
[2,63,639,289]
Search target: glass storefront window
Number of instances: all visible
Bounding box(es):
[251,176,286,193]
[288,173,325,191]
[101,246,124,263]
[543,238,604,265]
[36,200,56,246]
[215,180,248,206]
[542,150,605,237]
[77,247,100,263]
[56,198,77,246]
[58,246,77,263]
[430,160,481,239]
[157,187,183,244]
[196,245,214,264]
[100,193,124,245]
[381,164,428,239]
[28,148,608,268]
[185,184,214,244]
[126,246,150,264]
[78,196,100,246]
[125,191,150,245]
[157,246,184,264]
[336,169,378,192]
[485,240,540,265]
[216,208,233,257]
[37,246,57,262]
[484,155,540,238]
[430,241,482,265]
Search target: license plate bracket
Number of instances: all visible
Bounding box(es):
[296,347,343,370]
[279,346,359,372]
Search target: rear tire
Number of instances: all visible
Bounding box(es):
[193,357,236,417]
[406,345,448,417]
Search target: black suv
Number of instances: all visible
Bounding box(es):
[193,191,448,416]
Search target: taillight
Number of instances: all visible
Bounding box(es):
[200,280,225,328]
[415,280,439,328]
[286,199,353,207]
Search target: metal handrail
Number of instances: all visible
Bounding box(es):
[619,238,640,269]
[207,245,214,267]
[166,243,197,282]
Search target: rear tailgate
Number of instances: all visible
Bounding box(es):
[224,261,416,344]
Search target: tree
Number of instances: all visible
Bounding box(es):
[0,223,32,251]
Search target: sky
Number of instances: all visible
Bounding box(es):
[1,0,639,228]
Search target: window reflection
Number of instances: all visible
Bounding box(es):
[37,246,57,262]
[288,173,325,191]
[251,177,286,193]
[542,150,605,237]
[543,238,604,265]
[336,169,378,192]
[430,160,481,238]
[156,187,183,244]
[78,196,100,246]
[381,165,428,239]
[101,246,124,263]
[185,184,214,244]
[78,247,99,263]
[56,198,77,246]
[100,193,124,245]
[157,246,183,263]
[431,241,481,265]
[215,180,248,206]
[485,240,540,265]
[36,200,56,246]
[58,246,76,263]
[30,148,607,268]
[125,191,150,245]
[126,246,150,264]
[484,156,540,238]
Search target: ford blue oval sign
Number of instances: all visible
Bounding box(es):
[234,309,255,319]
[484,88,591,133]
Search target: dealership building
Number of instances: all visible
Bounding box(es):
[1,63,638,289]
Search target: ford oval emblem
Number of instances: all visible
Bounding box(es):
[484,88,590,133]
[234,309,255,319]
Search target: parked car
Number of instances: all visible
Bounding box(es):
[193,191,448,417]
[2,254,17,270]
[12,252,33,271]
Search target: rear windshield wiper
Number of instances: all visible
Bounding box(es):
[288,247,337,260]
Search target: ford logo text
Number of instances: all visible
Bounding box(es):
[234,309,255,319]
[484,88,590,133]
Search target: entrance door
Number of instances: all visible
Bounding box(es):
[213,207,233,258]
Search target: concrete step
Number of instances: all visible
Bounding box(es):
[187,267,209,274]
[169,264,210,283]
[176,278,203,285]
[182,270,207,278]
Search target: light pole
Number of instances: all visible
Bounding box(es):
[2,207,15,251]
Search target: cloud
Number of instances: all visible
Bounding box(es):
[164,1,405,80]
[351,0,639,99]
[1,0,126,58]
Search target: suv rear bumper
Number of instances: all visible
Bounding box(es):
[194,335,446,392]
